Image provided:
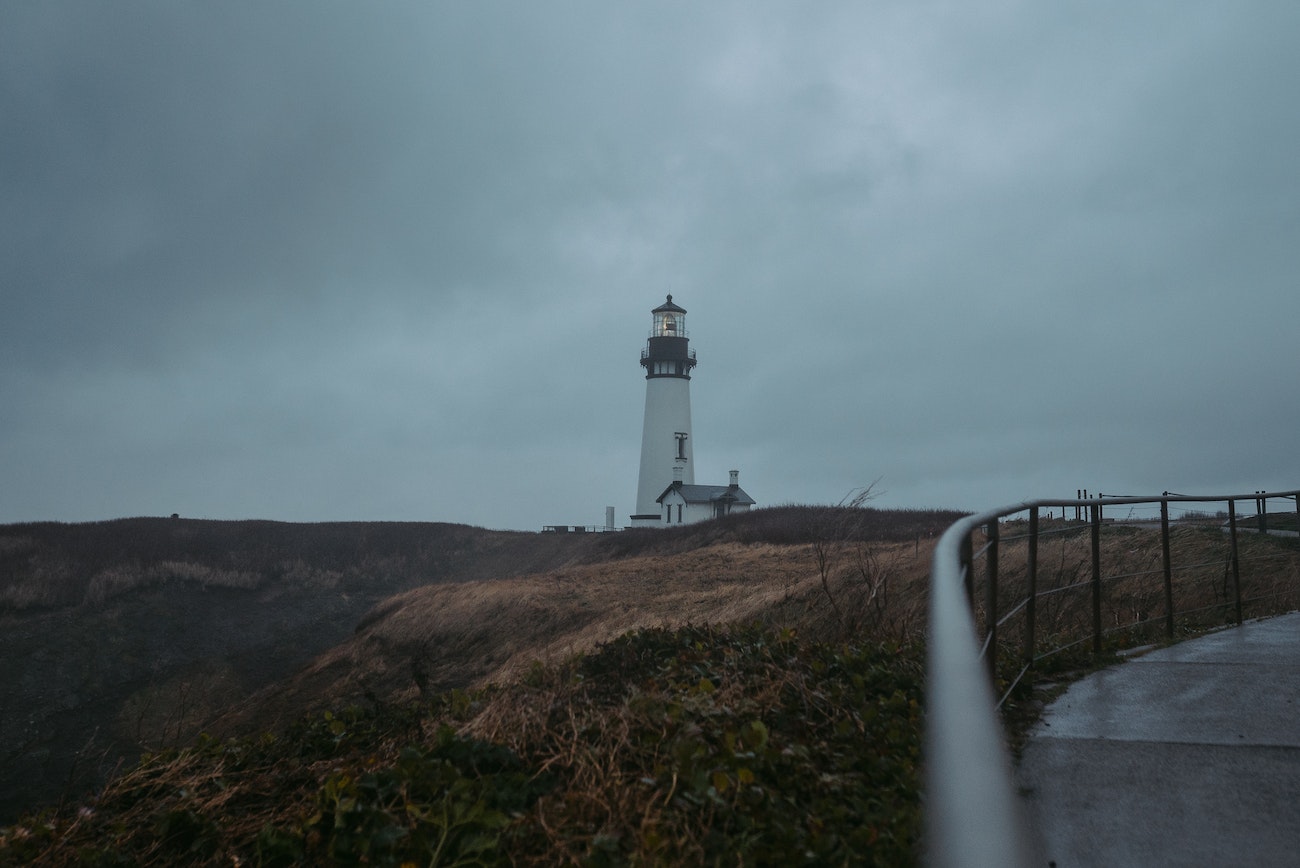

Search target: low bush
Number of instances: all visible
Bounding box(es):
[0,625,924,866]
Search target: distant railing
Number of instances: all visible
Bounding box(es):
[540,524,618,534]
[924,488,1300,868]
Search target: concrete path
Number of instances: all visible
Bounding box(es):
[1016,612,1300,867]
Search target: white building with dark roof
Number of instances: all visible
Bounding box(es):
[656,469,757,526]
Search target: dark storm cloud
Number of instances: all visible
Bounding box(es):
[3,1,1299,527]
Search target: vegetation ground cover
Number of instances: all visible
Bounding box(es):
[0,625,924,867]
[4,505,1299,864]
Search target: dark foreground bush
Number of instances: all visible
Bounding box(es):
[0,625,923,866]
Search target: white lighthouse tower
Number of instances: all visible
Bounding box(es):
[630,295,696,526]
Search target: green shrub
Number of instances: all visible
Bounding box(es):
[0,625,924,867]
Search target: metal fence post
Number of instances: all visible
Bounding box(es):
[1091,501,1102,653]
[985,520,1000,685]
[1025,507,1038,675]
[961,532,974,613]
[1160,498,1174,639]
[1228,499,1242,624]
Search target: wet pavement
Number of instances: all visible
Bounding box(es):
[1016,611,1300,867]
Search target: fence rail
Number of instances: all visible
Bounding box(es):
[540,524,618,533]
[924,488,1300,868]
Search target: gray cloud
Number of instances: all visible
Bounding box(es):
[3,1,1299,528]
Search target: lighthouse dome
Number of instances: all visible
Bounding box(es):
[652,294,687,314]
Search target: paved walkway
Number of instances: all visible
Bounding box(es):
[1016,612,1300,867]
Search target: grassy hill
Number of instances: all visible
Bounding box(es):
[0,507,956,828]
[0,517,624,825]
[1,625,928,866]
[3,506,1296,865]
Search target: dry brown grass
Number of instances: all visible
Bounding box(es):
[214,537,937,736]
[7,511,1300,865]
[4,623,927,866]
[84,562,262,606]
[0,508,954,825]
[968,521,1300,671]
[215,522,1300,739]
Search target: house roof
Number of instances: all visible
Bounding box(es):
[656,483,756,506]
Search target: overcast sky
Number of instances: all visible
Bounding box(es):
[3,1,1298,530]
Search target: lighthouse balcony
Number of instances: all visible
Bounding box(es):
[641,344,697,378]
[641,337,696,362]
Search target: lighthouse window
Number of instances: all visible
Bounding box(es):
[662,314,676,335]
[675,432,688,460]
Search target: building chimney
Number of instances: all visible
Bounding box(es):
[729,469,739,488]
[673,464,684,484]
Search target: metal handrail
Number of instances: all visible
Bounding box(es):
[640,346,697,362]
[924,488,1300,868]
[926,503,1038,868]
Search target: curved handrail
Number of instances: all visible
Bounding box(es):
[926,505,1037,868]
[924,488,1300,868]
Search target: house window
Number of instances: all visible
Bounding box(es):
[677,504,683,523]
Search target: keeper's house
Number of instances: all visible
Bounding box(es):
[655,469,756,526]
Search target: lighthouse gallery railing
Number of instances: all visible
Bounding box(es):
[924,488,1300,868]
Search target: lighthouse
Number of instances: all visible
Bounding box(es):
[631,296,696,526]
[628,297,756,527]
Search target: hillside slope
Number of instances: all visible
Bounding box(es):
[211,537,938,737]
[0,518,614,822]
[0,508,956,823]
[5,511,1300,864]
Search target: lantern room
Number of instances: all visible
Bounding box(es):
[651,295,687,338]
[641,294,696,380]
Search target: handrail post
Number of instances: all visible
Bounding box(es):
[1090,501,1102,653]
[1228,499,1242,624]
[961,532,974,612]
[1160,498,1174,639]
[985,520,1000,685]
[1025,507,1038,677]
